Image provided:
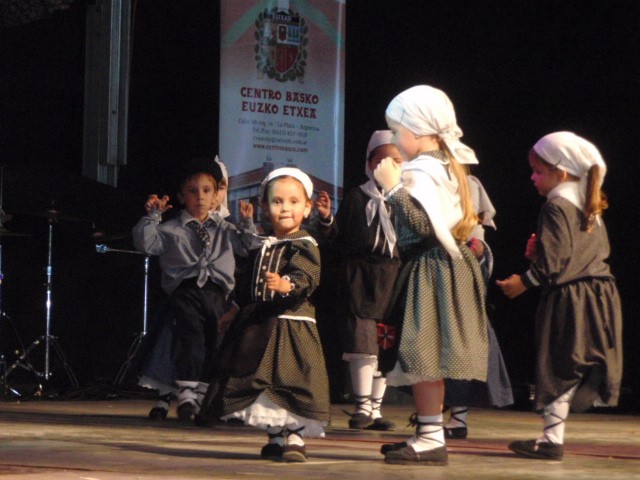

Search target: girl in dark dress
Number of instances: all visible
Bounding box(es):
[200,167,330,463]
[497,131,623,461]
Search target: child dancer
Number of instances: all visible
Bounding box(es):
[137,155,246,420]
[373,85,490,466]
[497,131,623,460]
[315,130,402,430]
[200,167,330,462]
[132,157,254,421]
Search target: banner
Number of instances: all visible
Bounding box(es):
[219,0,345,219]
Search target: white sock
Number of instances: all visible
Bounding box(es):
[445,406,468,429]
[370,374,387,420]
[194,382,209,414]
[408,414,445,453]
[155,387,172,409]
[540,386,576,445]
[266,426,285,446]
[286,425,305,446]
[175,380,199,406]
[348,357,375,415]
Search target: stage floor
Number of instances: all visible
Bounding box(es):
[1,394,639,479]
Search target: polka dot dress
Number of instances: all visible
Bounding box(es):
[387,184,489,383]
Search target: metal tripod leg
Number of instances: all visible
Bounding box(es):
[5,334,79,392]
[113,331,147,386]
[111,254,151,387]
[0,353,21,398]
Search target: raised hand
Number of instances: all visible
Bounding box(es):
[373,157,402,193]
[145,194,172,215]
[314,191,331,220]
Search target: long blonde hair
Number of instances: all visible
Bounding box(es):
[440,140,478,242]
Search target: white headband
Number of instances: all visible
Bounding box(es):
[533,131,607,184]
[385,85,478,165]
[260,167,314,201]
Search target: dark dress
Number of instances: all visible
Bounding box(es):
[200,230,330,437]
[324,185,401,355]
[522,197,623,412]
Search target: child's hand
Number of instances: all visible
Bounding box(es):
[315,191,331,220]
[239,200,253,220]
[374,157,402,193]
[467,237,485,259]
[264,271,293,295]
[525,233,538,261]
[145,194,172,215]
[496,274,527,299]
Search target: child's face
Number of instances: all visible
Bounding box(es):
[263,176,311,237]
[529,153,565,197]
[211,178,228,212]
[368,144,403,173]
[179,173,217,222]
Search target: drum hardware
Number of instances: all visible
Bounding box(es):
[0,242,22,398]
[4,203,79,394]
[95,243,151,386]
[0,166,30,398]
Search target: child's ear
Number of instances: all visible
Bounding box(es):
[177,192,185,204]
[303,200,312,219]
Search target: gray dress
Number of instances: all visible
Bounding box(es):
[522,197,623,412]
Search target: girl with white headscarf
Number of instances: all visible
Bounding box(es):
[497,132,623,461]
[315,131,402,431]
[373,85,490,466]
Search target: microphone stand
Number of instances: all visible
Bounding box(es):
[95,244,151,386]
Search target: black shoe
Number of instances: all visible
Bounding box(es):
[444,426,467,439]
[384,445,448,466]
[508,440,564,460]
[260,443,284,460]
[148,406,168,420]
[347,412,373,429]
[380,441,407,455]
[365,417,395,431]
[177,402,196,422]
[282,444,307,462]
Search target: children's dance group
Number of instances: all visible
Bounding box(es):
[132,84,623,466]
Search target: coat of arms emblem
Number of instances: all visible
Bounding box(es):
[255,7,308,82]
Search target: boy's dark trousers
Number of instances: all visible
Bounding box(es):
[171,278,225,382]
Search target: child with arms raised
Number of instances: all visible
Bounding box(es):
[132,157,254,421]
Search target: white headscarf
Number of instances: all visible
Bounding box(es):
[386,85,473,258]
[214,155,231,219]
[467,175,496,232]
[385,85,478,166]
[360,130,397,256]
[533,131,607,212]
[259,167,314,201]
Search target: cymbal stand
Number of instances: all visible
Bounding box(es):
[0,242,21,398]
[6,215,79,393]
[95,244,151,386]
[0,166,23,397]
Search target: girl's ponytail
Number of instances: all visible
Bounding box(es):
[440,141,478,243]
[583,165,609,232]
